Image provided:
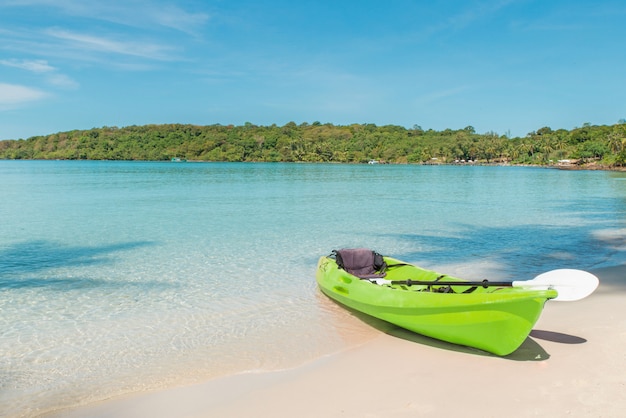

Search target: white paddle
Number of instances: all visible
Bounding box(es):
[371,268,599,302]
[526,269,599,301]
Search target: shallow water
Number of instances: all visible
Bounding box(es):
[1,161,625,417]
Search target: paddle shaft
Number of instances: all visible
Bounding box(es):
[388,279,514,288]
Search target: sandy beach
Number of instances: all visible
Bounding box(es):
[54,265,626,418]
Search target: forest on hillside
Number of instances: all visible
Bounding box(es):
[2,121,626,167]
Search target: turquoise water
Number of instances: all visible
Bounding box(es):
[1,161,626,416]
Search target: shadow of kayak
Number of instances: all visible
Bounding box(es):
[384,324,551,361]
[529,329,587,344]
[333,301,552,361]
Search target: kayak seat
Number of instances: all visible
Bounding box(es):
[333,248,387,279]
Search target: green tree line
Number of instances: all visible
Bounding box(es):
[2,121,626,167]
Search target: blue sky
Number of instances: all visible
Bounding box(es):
[1,0,625,140]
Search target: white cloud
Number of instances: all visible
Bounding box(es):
[45,28,176,60]
[0,0,210,34]
[0,2,202,68]
[0,58,79,89]
[0,58,55,72]
[0,83,48,109]
[47,73,79,89]
[147,5,209,33]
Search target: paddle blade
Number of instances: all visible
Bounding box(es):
[513,269,599,301]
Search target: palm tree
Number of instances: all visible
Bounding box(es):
[607,131,625,153]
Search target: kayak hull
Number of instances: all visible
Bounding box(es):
[316,256,557,356]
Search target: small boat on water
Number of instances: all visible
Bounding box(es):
[316,248,598,356]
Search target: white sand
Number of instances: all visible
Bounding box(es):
[54,265,626,417]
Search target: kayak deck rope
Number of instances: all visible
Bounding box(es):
[399,276,480,294]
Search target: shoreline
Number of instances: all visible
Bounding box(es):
[4,159,626,172]
[52,264,626,418]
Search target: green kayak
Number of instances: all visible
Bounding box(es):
[316,252,558,356]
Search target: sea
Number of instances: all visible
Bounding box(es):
[1,161,626,417]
